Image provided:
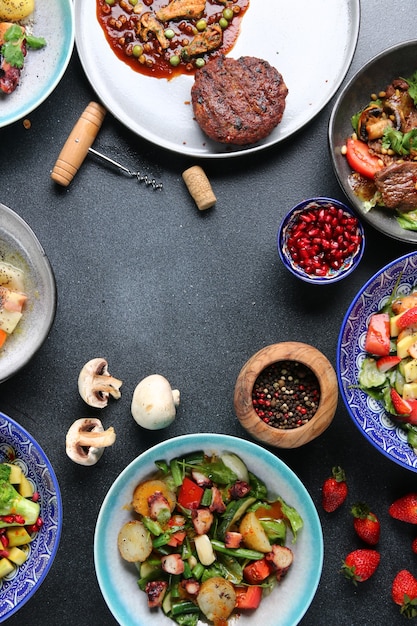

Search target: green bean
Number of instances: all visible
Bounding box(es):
[210,539,264,560]
[170,459,183,487]
[152,532,172,548]
[171,600,200,617]
[191,561,205,580]
[142,516,164,536]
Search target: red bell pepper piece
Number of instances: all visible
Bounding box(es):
[177,476,204,509]
[235,585,263,610]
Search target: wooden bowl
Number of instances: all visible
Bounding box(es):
[234,342,338,448]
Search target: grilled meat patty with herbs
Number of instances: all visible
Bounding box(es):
[191,55,288,146]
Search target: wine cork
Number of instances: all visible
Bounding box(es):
[182,165,216,211]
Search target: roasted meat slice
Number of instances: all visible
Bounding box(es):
[156,0,205,21]
[182,25,222,58]
[374,161,417,212]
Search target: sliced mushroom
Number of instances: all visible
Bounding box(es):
[65,418,116,466]
[131,374,180,430]
[78,358,122,408]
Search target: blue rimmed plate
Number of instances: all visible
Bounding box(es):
[94,433,323,625]
[0,0,74,128]
[0,411,62,622]
[337,252,417,471]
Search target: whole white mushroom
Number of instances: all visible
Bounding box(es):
[131,374,180,430]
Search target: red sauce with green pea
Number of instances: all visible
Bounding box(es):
[252,361,321,429]
[97,0,250,80]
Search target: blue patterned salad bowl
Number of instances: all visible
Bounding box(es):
[0,412,62,622]
[338,252,417,471]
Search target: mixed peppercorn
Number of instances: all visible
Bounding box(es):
[252,360,321,429]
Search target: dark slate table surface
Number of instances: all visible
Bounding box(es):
[1,1,417,625]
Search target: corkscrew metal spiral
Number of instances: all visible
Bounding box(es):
[88,147,163,190]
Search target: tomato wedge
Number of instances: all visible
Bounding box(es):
[364,313,391,356]
[345,138,383,179]
[177,476,204,509]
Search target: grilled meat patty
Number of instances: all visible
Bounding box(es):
[191,55,288,146]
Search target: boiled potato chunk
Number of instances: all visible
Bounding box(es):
[197,577,236,622]
[117,520,152,563]
[132,479,176,517]
[0,0,34,21]
[239,511,272,553]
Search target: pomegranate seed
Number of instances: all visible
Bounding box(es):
[285,204,361,277]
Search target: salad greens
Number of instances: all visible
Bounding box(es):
[1,24,45,69]
[358,281,417,453]
[118,451,303,625]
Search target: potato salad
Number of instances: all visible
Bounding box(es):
[117,450,303,625]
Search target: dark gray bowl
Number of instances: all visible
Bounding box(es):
[329,39,417,244]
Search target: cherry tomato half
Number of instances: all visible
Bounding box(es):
[365,313,391,356]
[345,138,383,179]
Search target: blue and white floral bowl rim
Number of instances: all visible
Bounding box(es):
[337,251,417,472]
[0,412,62,621]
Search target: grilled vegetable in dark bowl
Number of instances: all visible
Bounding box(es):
[329,40,417,244]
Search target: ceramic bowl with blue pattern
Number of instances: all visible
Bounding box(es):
[338,252,417,471]
[0,412,62,622]
[94,433,323,626]
[278,197,365,285]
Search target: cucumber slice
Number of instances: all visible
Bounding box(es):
[221,453,249,483]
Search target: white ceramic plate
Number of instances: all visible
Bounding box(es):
[0,0,74,128]
[75,0,359,158]
[0,203,56,383]
[94,433,323,626]
[0,411,62,622]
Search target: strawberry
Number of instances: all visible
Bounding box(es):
[391,387,412,415]
[322,466,348,512]
[351,502,380,545]
[376,355,401,372]
[341,549,380,584]
[412,537,417,554]
[389,493,417,524]
[397,306,417,331]
[391,569,417,618]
